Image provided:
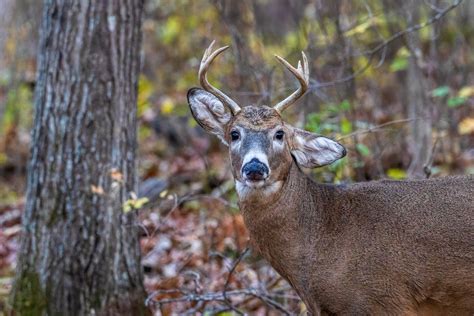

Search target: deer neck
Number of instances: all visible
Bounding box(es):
[238,162,322,250]
[238,162,328,295]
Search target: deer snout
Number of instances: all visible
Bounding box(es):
[242,158,269,182]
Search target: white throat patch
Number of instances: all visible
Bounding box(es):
[235,180,283,200]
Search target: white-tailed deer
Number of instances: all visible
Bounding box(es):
[187,41,474,315]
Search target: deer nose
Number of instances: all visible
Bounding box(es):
[242,158,269,181]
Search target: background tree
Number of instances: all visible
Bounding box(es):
[9,1,148,314]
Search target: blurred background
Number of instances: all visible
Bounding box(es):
[0,0,473,314]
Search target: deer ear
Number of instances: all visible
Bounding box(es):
[187,88,232,145]
[290,127,346,168]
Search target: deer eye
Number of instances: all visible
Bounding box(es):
[275,130,285,141]
[230,130,240,141]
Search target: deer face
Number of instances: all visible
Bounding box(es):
[187,89,346,198]
[187,42,346,199]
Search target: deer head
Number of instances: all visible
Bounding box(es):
[187,41,346,199]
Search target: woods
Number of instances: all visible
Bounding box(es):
[0,0,473,315]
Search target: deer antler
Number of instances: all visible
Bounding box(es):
[273,52,310,113]
[199,41,241,115]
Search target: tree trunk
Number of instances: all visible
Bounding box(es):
[10,1,148,315]
[404,1,433,178]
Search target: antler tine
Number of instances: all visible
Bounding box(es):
[198,41,241,115]
[273,52,310,113]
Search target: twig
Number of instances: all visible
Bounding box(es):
[147,288,297,314]
[170,193,239,212]
[223,247,250,315]
[361,0,462,57]
[145,289,184,307]
[257,292,293,315]
[147,288,256,305]
[337,118,415,141]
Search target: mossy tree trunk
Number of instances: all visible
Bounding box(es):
[10,0,148,315]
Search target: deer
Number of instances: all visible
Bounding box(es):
[187,41,474,315]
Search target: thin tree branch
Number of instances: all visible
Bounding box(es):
[337,118,415,141]
[223,247,250,315]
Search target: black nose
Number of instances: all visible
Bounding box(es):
[242,158,269,181]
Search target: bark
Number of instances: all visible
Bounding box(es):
[404,1,433,178]
[406,52,432,177]
[10,1,148,315]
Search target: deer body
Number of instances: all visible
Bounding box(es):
[241,162,474,315]
[188,42,474,315]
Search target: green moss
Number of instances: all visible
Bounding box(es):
[0,185,19,206]
[10,271,46,316]
[47,208,59,227]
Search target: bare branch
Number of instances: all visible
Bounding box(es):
[223,247,250,315]
[145,247,298,314]
[337,118,415,141]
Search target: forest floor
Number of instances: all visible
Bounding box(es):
[0,200,302,315]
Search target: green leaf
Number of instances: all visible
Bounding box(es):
[161,16,181,44]
[447,96,467,108]
[356,143,371,157]
[431,86,449,98]
[305,112,322,133]
[340,117,352,134]
[339,100,351,111]
[387,168,407,180]
[389,57,408,72]
[123,197,149,213]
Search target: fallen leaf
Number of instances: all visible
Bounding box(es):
[110,168,123,182]
[91,185,105,195]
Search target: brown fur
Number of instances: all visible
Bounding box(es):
[241,163,474,315]
[228,105,282,131]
